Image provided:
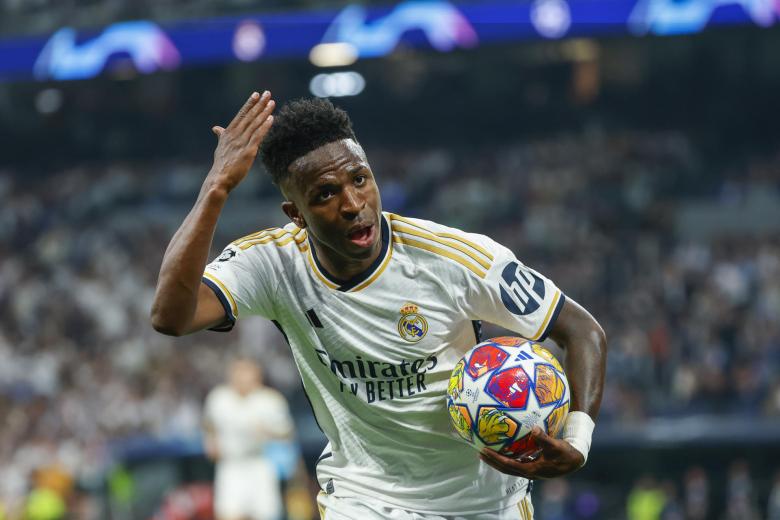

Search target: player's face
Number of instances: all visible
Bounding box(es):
[282,139,382,263]
[229,360,261,394]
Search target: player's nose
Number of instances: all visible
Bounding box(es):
[340,186,366,219]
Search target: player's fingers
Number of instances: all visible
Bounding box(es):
[480,447,521,465]
[480,452,533,478]
[236,91,271,133]
[479,452,512,472]
[248,115,274,149]
[212,126,225,137]
[226,92,260,130]
[246,98,275,135]
[480,450,522,469]
[530,427,556,450]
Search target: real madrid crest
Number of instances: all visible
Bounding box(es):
[397,302,428,343]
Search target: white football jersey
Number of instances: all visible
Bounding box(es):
[203,212,566,515]
[204,385,293,461]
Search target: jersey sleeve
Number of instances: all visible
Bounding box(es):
[459,235,566,342]
[202,243,277,331]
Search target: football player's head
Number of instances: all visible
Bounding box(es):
[260,98,382,263]
[229,357,263,394]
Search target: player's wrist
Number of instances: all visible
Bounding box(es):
[205,162,248,192]
[562,411,595,467]
[202,176,234,200]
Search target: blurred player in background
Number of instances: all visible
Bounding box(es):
[151,91,607,519]
[203,357,293,520]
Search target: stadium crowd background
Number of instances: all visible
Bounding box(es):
[2,4,780,519]
[3,130,780,518]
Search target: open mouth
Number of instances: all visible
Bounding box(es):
[347,224,376,248]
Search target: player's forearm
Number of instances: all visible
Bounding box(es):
[151,183,229,335]
[562,325,606,417]
[549,299,607,418]
[259,425,293,441]
[152,92,275,335]
[203,423,220,461]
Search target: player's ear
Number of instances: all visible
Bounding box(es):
[282,201,306,228]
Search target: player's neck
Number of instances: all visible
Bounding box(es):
[232,383,259,397]
[310,237,382,281]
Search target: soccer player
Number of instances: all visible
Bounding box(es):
[151,91,607,519]
[203,357,293,520]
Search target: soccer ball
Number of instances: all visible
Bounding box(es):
[446,337,570,458]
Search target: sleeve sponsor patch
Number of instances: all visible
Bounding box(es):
[498,261,545,316]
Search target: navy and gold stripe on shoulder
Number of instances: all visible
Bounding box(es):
[388,213,493,279]
[202,272,238,332]
[535,291,566,341]
[233,227,309,252]
[232,227,278,246]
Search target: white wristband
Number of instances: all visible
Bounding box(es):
[562,411,595,466]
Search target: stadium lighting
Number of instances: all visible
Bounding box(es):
[531,0,572,39]
[309,42,359,67]
[309,71,365,97]
[232,21,266,61]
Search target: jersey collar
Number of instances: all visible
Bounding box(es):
[306,214,392,292]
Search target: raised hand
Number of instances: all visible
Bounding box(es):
[479,426,585,479]
[207,90,275,193]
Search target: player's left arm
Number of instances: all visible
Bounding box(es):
[203,421,220,461]
[480,298,607,479]
[202,393,220,461]
[255,392,295,440]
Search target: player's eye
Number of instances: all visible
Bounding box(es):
[354,174,367,186]
[317,189,335,201]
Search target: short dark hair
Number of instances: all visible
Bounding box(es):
[260,97,357,185]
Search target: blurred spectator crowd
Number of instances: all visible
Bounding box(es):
[1,129,779,518]
[537,460,780,520]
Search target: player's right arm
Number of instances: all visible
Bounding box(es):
[150,91,275,336]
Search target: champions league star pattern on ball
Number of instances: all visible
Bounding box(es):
[447,337,570,458]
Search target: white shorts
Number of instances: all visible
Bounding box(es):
[317,492,534,520]
[214,458,281,520]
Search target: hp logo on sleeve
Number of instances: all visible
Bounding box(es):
[499,261,545,316]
